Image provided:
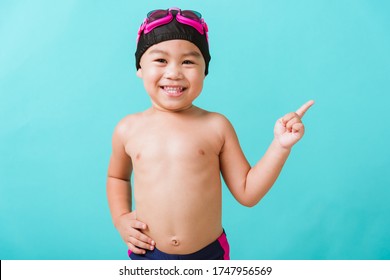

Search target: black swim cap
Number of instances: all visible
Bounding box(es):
[135,10,211,75]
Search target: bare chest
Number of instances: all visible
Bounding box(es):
[125,124,222,164]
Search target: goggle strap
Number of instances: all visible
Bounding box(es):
[175,15,204,35]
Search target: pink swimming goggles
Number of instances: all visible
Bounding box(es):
[137,7,209,42]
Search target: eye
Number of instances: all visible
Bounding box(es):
[183,60,194,65]
[155,58,167,64]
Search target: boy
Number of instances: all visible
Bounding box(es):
[106,7,314,260]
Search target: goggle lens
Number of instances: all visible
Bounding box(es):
[147,9,168,21]
[147,9,202,23]
[180,10,202,21]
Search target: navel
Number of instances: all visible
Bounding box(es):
[171,237,180,246]
[135,153,141,160]
[198,149,205,156]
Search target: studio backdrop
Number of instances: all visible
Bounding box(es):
[1,0,389,259]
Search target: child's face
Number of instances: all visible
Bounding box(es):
[137,40,206,112]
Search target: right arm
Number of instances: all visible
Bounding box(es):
[106,121,155,254]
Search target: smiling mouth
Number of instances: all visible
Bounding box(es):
[161,86,187,97]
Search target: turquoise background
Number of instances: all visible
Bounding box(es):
[1,0,389,260]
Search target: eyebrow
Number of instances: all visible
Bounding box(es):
[148,49,202,58]
[148,49,169,55]
[182,51,202,58]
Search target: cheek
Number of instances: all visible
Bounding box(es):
[187,66,205,79]
[143,69,162,83]
[190,71,205,88]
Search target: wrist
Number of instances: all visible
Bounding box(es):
[113,211,133,228]
[271,139,292,155]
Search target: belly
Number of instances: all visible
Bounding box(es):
[135,181,223,254]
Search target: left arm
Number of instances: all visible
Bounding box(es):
[220,100,314,207]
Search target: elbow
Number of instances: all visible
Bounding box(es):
[240,201,257,208]
[241,202,257,208]
[238,196,261,208]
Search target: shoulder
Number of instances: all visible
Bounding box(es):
[203,111,234,129]
[200,110,236,140]
[112,112,145,141]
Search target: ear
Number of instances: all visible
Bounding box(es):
[136,68,142,78]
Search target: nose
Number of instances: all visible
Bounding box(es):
[164,63,183,80]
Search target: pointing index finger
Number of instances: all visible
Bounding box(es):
[296,100,315,118]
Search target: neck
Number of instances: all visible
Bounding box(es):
[150,104,196,114]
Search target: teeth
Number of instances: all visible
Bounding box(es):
[163,86,183,93]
